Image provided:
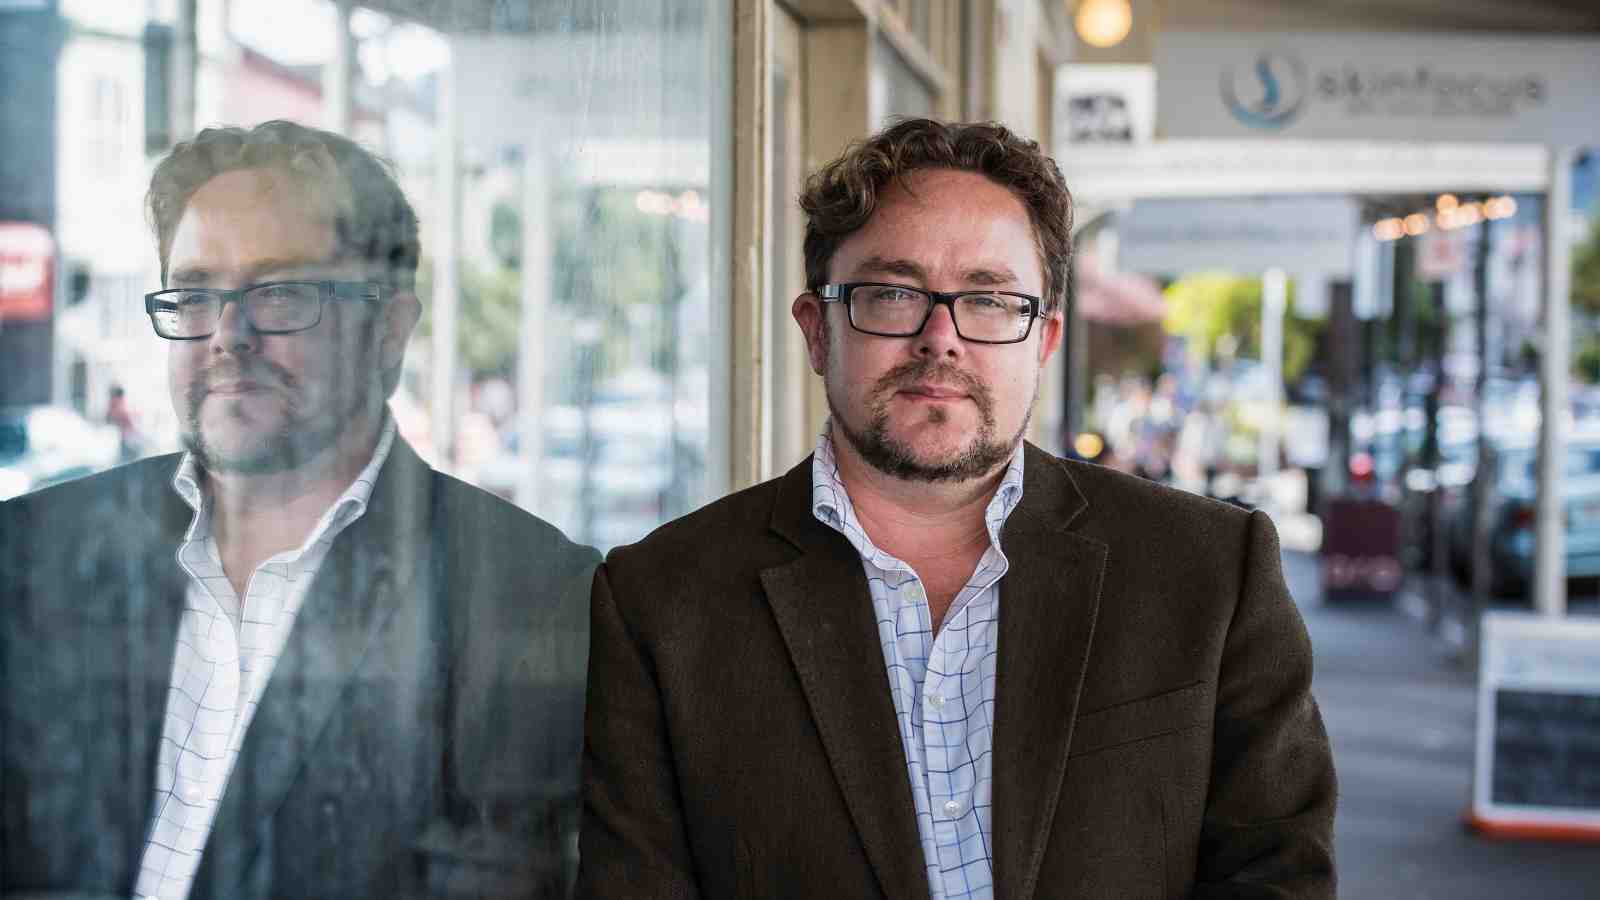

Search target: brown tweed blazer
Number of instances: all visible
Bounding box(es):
[578,443,1335,900]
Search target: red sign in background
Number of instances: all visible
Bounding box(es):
[0,222,55,323]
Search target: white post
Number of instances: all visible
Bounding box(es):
[171,0,197,142]
[514,147,551,511]
[1535,147,1573,618]
[324,0,354,133]
[1260,267,1287,501]
[430,48,461,467]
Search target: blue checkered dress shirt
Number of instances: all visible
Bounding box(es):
[810,426,1025,900]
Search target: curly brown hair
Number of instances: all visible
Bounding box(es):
[799,117,1072,314]
[147,120,419,293]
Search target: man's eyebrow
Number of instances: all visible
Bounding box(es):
[849,257,1020,287]
[962,267,1019,286]
[853,256,927,281]
[167,267,212,286]
[167,257,336,287]
[247,257,336,278]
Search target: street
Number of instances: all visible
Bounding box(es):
[1286,550,1600,897]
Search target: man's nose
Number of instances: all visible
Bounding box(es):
[915,300,963,359]
[210,296,258,353]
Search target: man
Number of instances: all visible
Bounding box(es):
[578,119,1336,899]
[0,121,598,899]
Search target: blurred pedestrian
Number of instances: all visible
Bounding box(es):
[105,384,144,461]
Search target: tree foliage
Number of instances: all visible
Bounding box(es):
[414,259,523,378]
[1161,272,1324,382]
[1574,214,1600,317]
[414,185,688,386]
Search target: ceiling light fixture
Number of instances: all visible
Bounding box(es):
[1075,0,1132,49]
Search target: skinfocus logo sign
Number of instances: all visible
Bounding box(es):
[1223,51,1543,131]
[1161,32,1600,143]
[1221,52,1306,130]
[1308,63,1544,120]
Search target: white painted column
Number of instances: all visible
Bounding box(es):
[514,147,551,512]
[1535,147,1573,619]
[324,0,354,133]
[172,0,197,142]
[1259,267,1287,497]
[430,48,461,467]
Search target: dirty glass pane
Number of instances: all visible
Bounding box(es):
[1,0,724,897]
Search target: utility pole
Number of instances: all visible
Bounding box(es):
[1468,212,1494,662]
[431,47,461,467]
[172,0,197,143]
[1259,268,1287,494]
[1535,148,1574,618]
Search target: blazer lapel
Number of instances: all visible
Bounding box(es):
[191,441,434,897]
[123,459,194,886]
[761,458,931,900]
[992,445,1106,900]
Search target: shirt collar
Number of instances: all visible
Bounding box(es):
[171,414,398,560]
[810,419,1026,561]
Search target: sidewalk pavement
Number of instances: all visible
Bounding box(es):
[1284,550,1600,898]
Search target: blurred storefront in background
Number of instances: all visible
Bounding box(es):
[2,0,1598,566]
[0,0,1073,549]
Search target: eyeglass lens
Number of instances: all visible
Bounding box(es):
[848,284,1031,342]
[151,283,323,338]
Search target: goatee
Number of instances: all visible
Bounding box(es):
[829,357,1027,482]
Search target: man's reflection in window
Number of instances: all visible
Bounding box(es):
[0,120,599,900]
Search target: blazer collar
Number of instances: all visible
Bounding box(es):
[761,445,1103,900]
[190,438,436,898]
[991,445,1106,900]
[763,457,930,900]
[122,454,201,885]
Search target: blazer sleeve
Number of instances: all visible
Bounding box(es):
[575,562,702,900]
[1193,509,1337,899]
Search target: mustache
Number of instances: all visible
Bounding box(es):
[184,358,299,412]
[870,358,992,408]
[202,359,296,392]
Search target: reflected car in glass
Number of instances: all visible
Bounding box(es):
[0,405,122,501]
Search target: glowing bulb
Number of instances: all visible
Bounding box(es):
[1436,194,1459,212]
[1075,0,1132,49]
[1403,213,1430,236]
[1074,432,1105,459]
[1484,196,1518,220]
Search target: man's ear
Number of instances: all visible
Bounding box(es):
[1036,307,1064,368]
[380,291,422,376]
[792,292,829,376]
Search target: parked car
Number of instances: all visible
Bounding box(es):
[0,405,122,501]
[1447,432,1600,597]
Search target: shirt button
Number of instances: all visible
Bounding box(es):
[908,583,925,602]
[942,799,963,818]
[181,784,204,805]
[927,694,946,709]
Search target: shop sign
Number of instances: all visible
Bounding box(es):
[1471,613,1600,840]
[1157,31,1600,144]
[1057,65,1155,145]
[1118,194,1357,277]
[0,222,53,323]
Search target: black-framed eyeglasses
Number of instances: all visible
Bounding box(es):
[143,280,385,340]
[817,282,1042,345]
